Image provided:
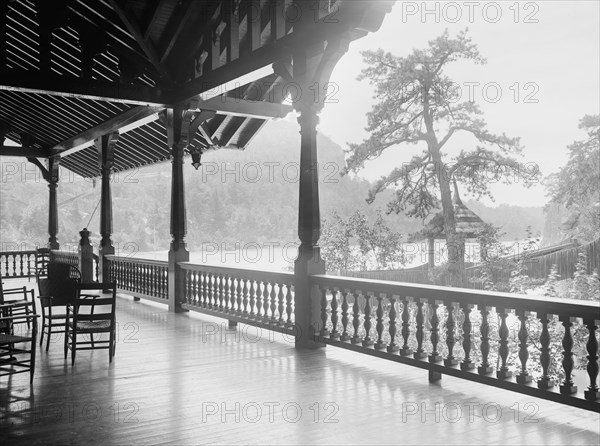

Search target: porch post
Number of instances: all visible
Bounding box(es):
[162,107,191,313]
[47,157,60,250]
[289,29,351,348]
[294,104,326,348]
[96,132,119,284]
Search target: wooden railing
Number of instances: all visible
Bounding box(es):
[179,262,295,334]
[311,274,600,412]
[0,250,36,278]
[105,255,168,302]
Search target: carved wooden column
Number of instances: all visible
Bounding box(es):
[287,27,351,347]
[26,154,60,249]
[162,106,194,313]
[96,132,119,284]
[47,157,60,250]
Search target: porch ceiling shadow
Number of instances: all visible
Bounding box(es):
[0,0,395,178]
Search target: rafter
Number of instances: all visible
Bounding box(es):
[143,0,170,40]
[0,146,51,158]
[192,95,292,119]
[52,105,164,157]
[159,0,196,64]
[107,0,173,83]
[0,71,167,106]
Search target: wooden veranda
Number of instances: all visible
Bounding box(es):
[0,1,599,444]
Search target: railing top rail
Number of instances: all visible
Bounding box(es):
[178,261,294,282]
[105,255,168,267]
[51,249,79,256]
[311,274,600,316]
[0,250,37,256]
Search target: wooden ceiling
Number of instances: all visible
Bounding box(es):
[0,0,394,178]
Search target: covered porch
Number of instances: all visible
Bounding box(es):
[1,0,599,444]
[1,277,599,445]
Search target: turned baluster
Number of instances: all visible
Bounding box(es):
[206,273,213,308]
[387,297,399,353]
[362,294,374,347]
[516,309,532,383]
[224,275,231,311]
[229,277,236,312]
[340,290,350,342]
[537,313,554,389]
[478,306,493,375]
[236,278,243,315]
[211,273,218,308]
[285,285,293,327]
[19,253,24,276]
[269,283,277,322]
[242,279,249,316]
[249,280,257,317]
[414,299,427,359]
[217,275,224,309]
[374,295,385,350]
[219,275,226,309]
[584,319,600,400]
[429,301,442,363]
[351,291,361,344]
[497,309,512,379]
[183,270,190,304]
[461,303,475,370]
[219,275,226,310]
[400,297,413,356]
[263,282,271,321]
[277,283,285,325]
[559,316,577,394]
[197,271,204,306]
[330,289,340,340]
[186,267,197,305]
[444,302,458,366]
[320,287,330,337]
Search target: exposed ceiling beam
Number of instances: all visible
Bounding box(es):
[0,71,168,106]
[159,0,196,64]
[194,95,292,120]
[0,146,51,158]
[107,0,173,83]
[52,105,164,157]
[143,0,169,40]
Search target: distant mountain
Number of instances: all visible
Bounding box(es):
[0,118,544,252]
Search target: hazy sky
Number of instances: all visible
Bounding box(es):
[316,0,600,207]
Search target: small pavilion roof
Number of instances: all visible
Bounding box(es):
[411,181,487,241]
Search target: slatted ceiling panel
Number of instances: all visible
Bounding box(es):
[61,150,99,178]
[0,90,132,149]
[5,0,40,70]
[50,26,83,77]
[92,50,120,81]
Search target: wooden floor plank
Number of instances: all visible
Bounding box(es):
[0,279,598,445]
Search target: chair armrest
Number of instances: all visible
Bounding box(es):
[37,295,54,304]
[1,287,26,295]
[0,301,33,310]
[0,314,39,322]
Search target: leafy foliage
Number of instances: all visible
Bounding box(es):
[546,115,600,242]
[320,210,405,273]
